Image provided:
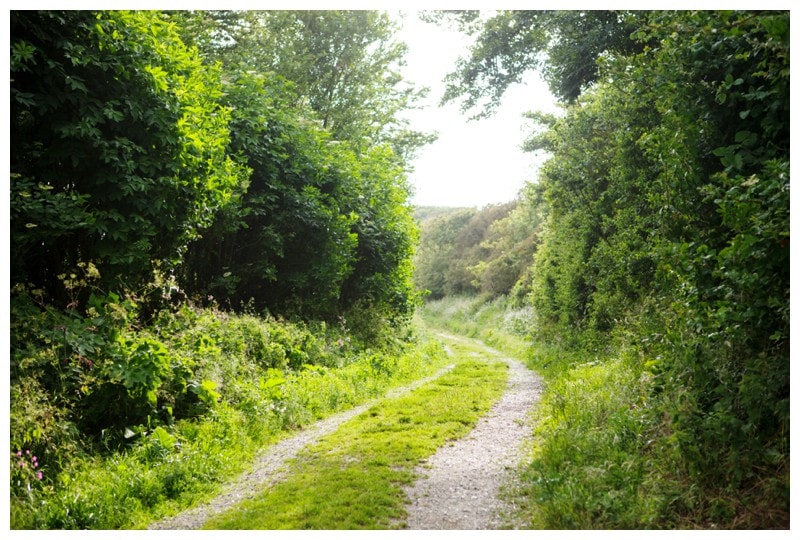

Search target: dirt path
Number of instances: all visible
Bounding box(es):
[402,336,542,529]
[149,332,541,530]
[149,362,456,530]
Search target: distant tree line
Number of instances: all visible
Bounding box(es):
[414,186,543,301]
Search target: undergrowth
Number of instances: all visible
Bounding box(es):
[10,290,447,529]
[419,294,789,529]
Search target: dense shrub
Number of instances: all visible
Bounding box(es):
[10,290,445,529]
[524,11,789,527]
[11,11,244,304]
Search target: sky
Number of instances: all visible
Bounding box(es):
[393,11,560,208]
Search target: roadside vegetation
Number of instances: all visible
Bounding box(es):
[205,343,508,529]
[11,296,450,529]
[418,10,788,528]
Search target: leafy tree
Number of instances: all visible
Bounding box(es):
[434,10,644,117]
[414,208,477,298]
[179,71,357,318]
[179,69,420,328]
[171,11,425,329]
[523,10,788,523]
[339,144,420,324]
[468,185,544,300]
[447,203,516,295]
[174,10,435,164]
[11,10,244,305]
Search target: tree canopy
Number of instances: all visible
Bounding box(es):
[174,10,435,163]
[435,10,644,117]
[11,9,426,331]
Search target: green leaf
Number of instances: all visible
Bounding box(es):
[12,91,37,107]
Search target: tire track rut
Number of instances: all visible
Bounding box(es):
[401,335,542,529]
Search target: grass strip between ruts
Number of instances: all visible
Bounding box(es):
[204,342,509,529]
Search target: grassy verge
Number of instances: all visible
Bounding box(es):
[510,344,660,528]
[18,342,450,530]
[520,341,789,529]
[204,338,508,529]
[418,295,667,528]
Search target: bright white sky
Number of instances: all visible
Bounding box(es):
[393,11,560,208]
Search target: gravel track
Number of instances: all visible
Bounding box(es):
[149,332,541,531]
[149,362,456,530]
[401,337,542,530]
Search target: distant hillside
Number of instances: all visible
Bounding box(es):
[413,199,543,301]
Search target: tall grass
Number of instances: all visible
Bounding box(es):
[419,295,675,528]
[513,347,665,528]
[10,303,449,529]
[419,295,532,359]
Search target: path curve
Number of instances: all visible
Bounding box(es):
[149,363,456,530]
[402,336,542,530]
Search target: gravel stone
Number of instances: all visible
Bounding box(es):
[401,338,542,530]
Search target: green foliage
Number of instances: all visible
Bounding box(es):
[413,205,472,222]
[11,11,245,304]
[10,299,446,529]
[177,11,424,330]
[109,336,171,407]
[414,207,476,298]
[9,8,431,531]
[179,70,419,329]
[419,295,533,360]
[339,145,420,325]
[436,9,788,528]
[11,7,425,344]
[180,69,358,318]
